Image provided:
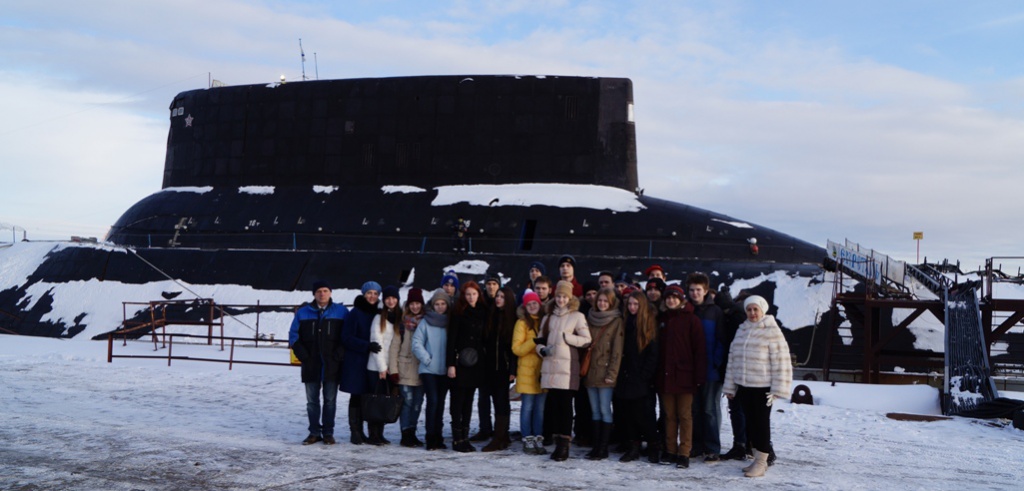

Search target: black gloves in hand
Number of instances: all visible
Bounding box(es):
[368,342,382,353]
[539,346,552,357]
[533,336,545,346]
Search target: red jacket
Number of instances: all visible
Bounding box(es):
[655,302,707,394]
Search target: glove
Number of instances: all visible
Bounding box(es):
[389,373,400,384]
[368,342,382,353]
[533,336,546,346]
[766,393,774,407]
[539,346,552,357]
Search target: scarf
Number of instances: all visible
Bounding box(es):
[586,307,621,328]
[402,313,423,335]
[424,310,448,328]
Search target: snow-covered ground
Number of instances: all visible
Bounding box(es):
[2,335,1022,490]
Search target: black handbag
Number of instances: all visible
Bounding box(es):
[361,380,403,424]
[457,347,479,367]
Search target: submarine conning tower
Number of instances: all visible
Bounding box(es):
[163,75,638,191]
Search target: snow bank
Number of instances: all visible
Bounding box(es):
[432,184,646,212]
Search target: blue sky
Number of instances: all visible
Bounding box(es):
[1,1,1023,270]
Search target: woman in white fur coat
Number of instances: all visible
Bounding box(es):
[723,295,792,478]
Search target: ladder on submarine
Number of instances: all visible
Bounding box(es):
[825,240,997,415]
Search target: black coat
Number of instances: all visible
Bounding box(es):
[447,302,488,389]
[339,295,378,395]
[614,314,659,400]
[483,305,517,378]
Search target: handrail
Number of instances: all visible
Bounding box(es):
[107,332,297,370]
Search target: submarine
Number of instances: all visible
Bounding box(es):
[0,75,826,357]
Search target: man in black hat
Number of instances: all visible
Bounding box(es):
[557,254,583,298]
[289,281,349,445]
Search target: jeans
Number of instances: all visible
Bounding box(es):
[399,384,425,431]
[519,392,547,437]
[587,386,614,423]
[694,380,723,454]
[421,374,449,438]
[304,381,338,437]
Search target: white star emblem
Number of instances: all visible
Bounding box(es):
[185,114,193,127]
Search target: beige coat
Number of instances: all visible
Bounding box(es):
[583,316,624,389]
[388,323,422,386]
[723,315,792,399]
[537,297,591,391]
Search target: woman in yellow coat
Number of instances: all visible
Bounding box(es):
[511,290,546,455]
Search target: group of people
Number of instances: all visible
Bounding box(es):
[288,255,792,478]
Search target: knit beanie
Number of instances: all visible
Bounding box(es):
[644,264,664,277]
[361,281,382,295]
[664,284,686,300]
[441,270,459,289]
[529,261,546,276]
[382,285,400,301]
[521,290,541,306]
[555,280,574,298]
[407,287,424,305]
[311,280,331,294]
[744,295,770,314]
[558,254,576,269]
[645,278,667,292]
[583,279,599,295]
[429,290,452,309]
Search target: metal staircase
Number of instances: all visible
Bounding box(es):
[825,239,998,414]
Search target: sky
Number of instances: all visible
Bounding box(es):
[2,1,1024,271]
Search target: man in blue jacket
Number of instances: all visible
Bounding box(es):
[686,273,727,462]
[289,280,349,445]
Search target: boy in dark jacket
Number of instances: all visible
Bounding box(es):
[289,281,349,445]
[686,273,727,462]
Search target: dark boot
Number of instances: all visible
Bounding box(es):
[410,431,424,446]
[619,441,641,462]
[722,442,748,460]
[597,421,612,459]
[551,434,571,462]
[426,433,446,450]
[586,422,606,460]
[453,425,476,452]
[400,428,419,448]
[469,429,492,442]
[367,423,386,446]
[348,401,367,445]
[676,455,690,469]
[647,442,662,464]
[482,414,511,452]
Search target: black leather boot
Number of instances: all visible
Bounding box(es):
[585,422,604,460]
[551,434,571,462]
[348,398,366,445]
[620,441,641,462]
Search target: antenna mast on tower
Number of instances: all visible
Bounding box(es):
[299,38,308,81]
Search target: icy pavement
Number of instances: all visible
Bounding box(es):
[1,336,1022,490]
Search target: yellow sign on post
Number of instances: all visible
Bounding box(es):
[913,231,924,240]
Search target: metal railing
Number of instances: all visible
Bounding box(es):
[107,332,296,370]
